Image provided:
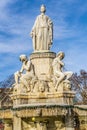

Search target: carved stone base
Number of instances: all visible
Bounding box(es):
[11,91,75,107]
[28,91,75,105]
[30,51,56,80]
[11,94,28,107]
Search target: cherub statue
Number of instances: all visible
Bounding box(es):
[52,51,73,90]
[14,54,35,91]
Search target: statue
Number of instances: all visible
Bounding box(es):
[30,5,53,51]
[55,121,65,130]
[52,51,73,90]
[14,54,35,91]
[36,122,47,130]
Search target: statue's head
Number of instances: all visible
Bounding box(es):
[19,54,28,62]
[40,4,46,13]
[57,51,65,59]
[55,121,62,129]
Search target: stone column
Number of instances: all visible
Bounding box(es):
[13,115,21,130]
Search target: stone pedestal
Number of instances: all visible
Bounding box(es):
[30,51,56,80]
[27,91,75,105]
[11,94,28,107]
[11,91,75,108]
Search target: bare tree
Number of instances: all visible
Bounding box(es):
[71,70,87,104]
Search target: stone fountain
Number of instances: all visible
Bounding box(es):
[11,5,75,130]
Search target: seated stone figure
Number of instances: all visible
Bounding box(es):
[14,54,35,92]
[52,51,73,91]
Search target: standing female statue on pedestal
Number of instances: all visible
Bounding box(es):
[30,5,53,51]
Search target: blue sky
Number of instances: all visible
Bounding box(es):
[0,0,87,81]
